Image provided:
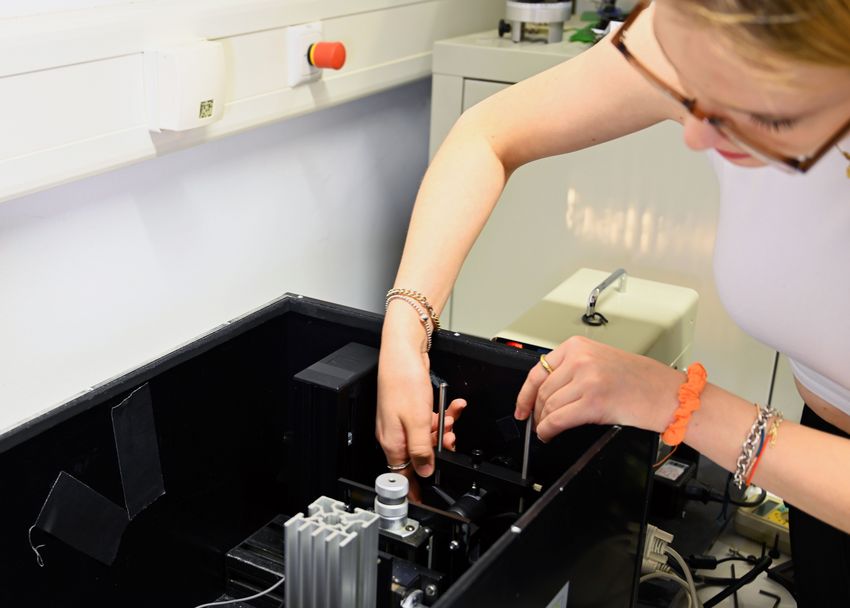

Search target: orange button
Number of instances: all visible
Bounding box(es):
[308,42,346,70]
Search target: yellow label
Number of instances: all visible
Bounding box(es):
[766,508,789,528]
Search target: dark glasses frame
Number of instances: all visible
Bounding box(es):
[611,0,850,173]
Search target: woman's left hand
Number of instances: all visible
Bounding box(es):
[514,336,684,442]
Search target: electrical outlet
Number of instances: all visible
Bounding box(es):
[286,22,322,88]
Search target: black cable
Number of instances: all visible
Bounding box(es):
[697,575,741,586]
[666,555,686,578]
[685,477,767,508]
[724,474,768,507]
[717,556,756,565]
[701,556,773,608]
[685,554,754,570]
[766,350,780,406]
[731,564,740,608]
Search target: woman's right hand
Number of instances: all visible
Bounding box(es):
[376,307,466,489]
[377,332,436,478]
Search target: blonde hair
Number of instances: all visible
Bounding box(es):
[673,0,850,69]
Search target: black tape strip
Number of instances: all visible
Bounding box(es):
[33,471,129,565]
[111,383,165,520]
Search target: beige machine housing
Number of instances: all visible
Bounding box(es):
[497,268,698,367]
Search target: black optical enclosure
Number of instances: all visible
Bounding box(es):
[0,294,654,607]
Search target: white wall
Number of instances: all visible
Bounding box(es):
[0,0,133,18]
[0,79,430,436]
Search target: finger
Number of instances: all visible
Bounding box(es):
[406,473,423,503]
[516,364,549,420]
[536,400,592,443]
[431,430,457,451]
[377,418,410,470]
[533,363,575,427]
[430,398,466,431]
[443,431,456,451]
[446,399,467,422]
[430,418,455,447]
[387,465,422,502]
[430,414,455,434]
[516,351,566,420]
[406,419,435,478]
[428,399,466,447]
[534,379,582,428]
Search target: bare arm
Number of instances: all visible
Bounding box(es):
[515,337,850,534]
[378,5,681,476]
[689,384,850,533]
[393,5,677,313]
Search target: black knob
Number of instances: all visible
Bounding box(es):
[471,449,484,468]
[498,19,511,38]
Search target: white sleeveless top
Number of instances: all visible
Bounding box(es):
[710,143,850,414]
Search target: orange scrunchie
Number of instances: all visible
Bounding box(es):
[661,363,707,446]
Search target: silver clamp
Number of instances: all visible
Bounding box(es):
[583,268,627,326]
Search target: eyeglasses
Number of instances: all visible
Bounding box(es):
[611,0,850,174]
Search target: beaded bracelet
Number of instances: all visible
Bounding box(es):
[385,294,434,352]
[386,288,440,331]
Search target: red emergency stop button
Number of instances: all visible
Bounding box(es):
[308,42,346,70]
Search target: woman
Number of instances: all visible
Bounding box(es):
[377,1,850,605]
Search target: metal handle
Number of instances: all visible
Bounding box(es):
[584,268,627,325]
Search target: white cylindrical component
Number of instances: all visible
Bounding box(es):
[511,21,522,43]
[375,500,407,520]
[375,473,408,530]
[376,472,408,500]
[505,1,571,23]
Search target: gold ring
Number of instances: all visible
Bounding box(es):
[387,460,411,471]
[540,354,554,374]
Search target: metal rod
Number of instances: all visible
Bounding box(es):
[436,382,448,454]
[518,417,534,513]
[521,417,533,480]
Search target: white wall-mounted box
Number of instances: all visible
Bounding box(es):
[144,41,226,132]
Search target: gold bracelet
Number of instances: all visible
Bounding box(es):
[386,288,440,331]
[768,410,784,447]
[386,294,434,352]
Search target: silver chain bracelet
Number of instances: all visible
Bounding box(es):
[732,403,777,489]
